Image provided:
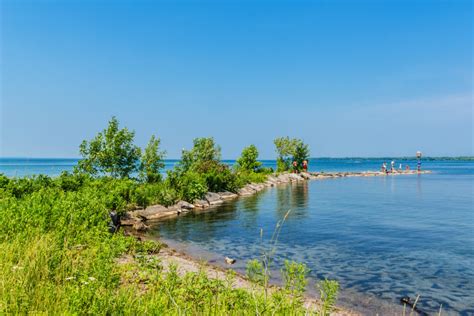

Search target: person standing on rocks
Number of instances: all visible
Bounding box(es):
[292,161,298,173]
[302,160,308,172]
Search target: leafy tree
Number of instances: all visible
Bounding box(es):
[274,137,297,172]
[77,117,141,178]
[139,135,166,183]
[274,137,310,172]
[236,145,262,172]
[293,140,310,171]
[180,137,221,172]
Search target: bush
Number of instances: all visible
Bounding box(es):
[167,170,207,202]
[236,145,262,172]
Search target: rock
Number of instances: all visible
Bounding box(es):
[277,174,290,183]
[267,175,279,183]
[133,221,148,232]
[176,200,195,211]
[218,191,239,200]
[137,205,178,221]
[288,173,304,181]
[205,192,224,205]
[237,187,254,196]
[172,201,195,214]
[225,257,236,265]
[300,172,311,180]
[247,183,265,191]
[120,212,142,226]
[194,199,210,208]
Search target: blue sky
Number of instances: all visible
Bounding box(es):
[1,0,472,158]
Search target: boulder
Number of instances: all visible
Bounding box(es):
[247,183,265,192]
[176,200,195,212]
[218,191,239,200]
[133,221,148,232]
[267,175,279,183]
[237,187,255,196]
[277,174,290,183]
[137,205,177,221]
[120,212,142,226]
[300,172,311,180]
[205,192,224,205]
[288,173,304,181]
[194,199,210,209]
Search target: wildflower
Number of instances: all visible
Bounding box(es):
[12,265,24,271]
[65,276,75,281]
[88,277,96,281]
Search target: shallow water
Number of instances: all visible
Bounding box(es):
[147,161,474,315]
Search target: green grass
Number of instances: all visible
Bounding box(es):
[0,174,339,315]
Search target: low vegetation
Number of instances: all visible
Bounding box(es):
[0,117,340,314]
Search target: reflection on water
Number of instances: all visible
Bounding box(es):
[149,165,474,315]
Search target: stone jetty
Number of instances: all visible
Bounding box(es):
[120,170,431,229]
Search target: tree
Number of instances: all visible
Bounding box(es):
[236,145,262,172]
[77,117,141,178]
[274,137,310,172]
[180,137,222,172]
[139,135,166,183]
[293,140,310,171]
[274,137,297,172]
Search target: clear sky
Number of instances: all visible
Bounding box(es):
[1,0,472,159]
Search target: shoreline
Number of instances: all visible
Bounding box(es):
[122,169,432,315]
[121,169,432,228]
[124,232,361,316]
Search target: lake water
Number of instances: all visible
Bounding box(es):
[2,158,473,314]
[148,160,473,315]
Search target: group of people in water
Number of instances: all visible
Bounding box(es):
[381,161,410,173]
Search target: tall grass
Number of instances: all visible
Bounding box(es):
[0,176,339,315]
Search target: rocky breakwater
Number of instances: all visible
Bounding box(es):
[121,170,431,230]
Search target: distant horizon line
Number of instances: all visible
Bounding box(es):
[1,156,473,160]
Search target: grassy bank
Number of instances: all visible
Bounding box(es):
[0,173,344,315]
[0,118,341,314]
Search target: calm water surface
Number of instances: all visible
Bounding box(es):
[148,161,473,315]
[2,158,473,314]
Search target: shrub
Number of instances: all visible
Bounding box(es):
[167,170,207,202]
[236,145,262,172]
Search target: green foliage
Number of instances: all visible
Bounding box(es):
[274,137,310,172]
[166,170,208,202]
[318,279,340,315]
[131,182,177,208]
[236,145,262,172]
[293,141,310,170]
[170,137,241,195]
[77,117,141,178]
[281,260,309,300]
[180,137,221,172]
[246,259,265,285]
[139,135,166,183]
[0,171,338,315]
